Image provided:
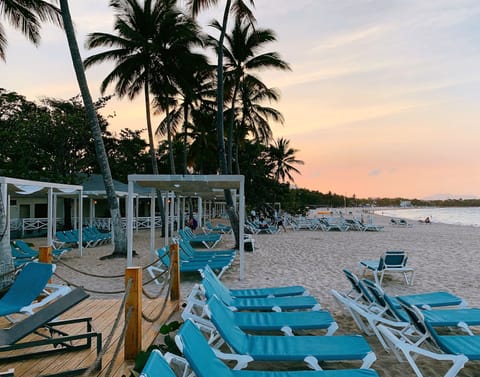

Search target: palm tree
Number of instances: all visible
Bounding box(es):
[234,76,284,173]
[154,63,215,174]
[59,0,127,258]
[84,0,200,235]
[187,105,219,174]
[267,137,304,184]
[0,0,62,282]
[84,0,165,176]
[188,0,254,173]
[147,9,207,175]
[210,17,290,173]
[238,76,283,141]
[187,0,255,247]
[0,0,62,61]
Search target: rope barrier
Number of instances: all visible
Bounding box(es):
[81,278,133,377]
[57,255,165,278]
[105,305,133,377]
[53,272,127,295]
[141,262,173,323]
[56,259,125,279]
[140,257,163,271]
[142,279,171,323]
[142,271,170,300]
[142,268,168,287]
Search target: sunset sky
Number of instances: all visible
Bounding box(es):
[2,0,480,199]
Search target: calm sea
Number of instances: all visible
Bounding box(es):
[376,207,480,227]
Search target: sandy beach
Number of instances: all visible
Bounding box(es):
[24,212,480,376]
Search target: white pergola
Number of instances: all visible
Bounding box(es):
[127,174,246,279]
[0,176,84,254]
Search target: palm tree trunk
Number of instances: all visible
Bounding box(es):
[216,0,229,176]
[217,0,240,247]
[234,142,240,174]
[144,80,166,237]
[60,0,127,256]
[183,103,189,174]
[227,79,240,174]
[0,189,14,288]
[166,104,176,174]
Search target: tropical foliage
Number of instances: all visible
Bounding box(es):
[1,0,308,264]
[0,0,62,61]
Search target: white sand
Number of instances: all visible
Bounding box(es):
[24,213,480,376]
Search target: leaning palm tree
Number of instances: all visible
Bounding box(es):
[0,0,62,283]
[267,137,304,184]
[187,0,255,247]
[59,0,127,258]
[210,17,290,173]
[0,0,62,61]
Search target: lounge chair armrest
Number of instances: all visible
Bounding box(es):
[212,348,253,370]
[163,352,191,377]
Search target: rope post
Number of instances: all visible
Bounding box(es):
[169,243,180,310]
[125,267,142,360]
[39,246,53,264]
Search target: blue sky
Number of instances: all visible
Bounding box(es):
[2,1,480,199]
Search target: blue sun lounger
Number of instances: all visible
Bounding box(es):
[142,344,379,377]
[204,221,232,234]
[147,246,234,283]
[13,240,71,260]
[361,279,468,323]
[343,269,466,310]
[183,287,338,336]
[377,324,468,377]
[359,250,414,286]
[177,320,379,377]
[202,265,307,298]
[375,298,480,377]
[425,319,480,364]
[201,274,321,311]
[0,262,71,323]
[178,242,235,263]
[178,239,235,259]
[179,228,221,248]
[0,287,102,376]
[0,262,54,318]
[184,300,376,370]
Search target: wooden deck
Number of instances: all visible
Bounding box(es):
[0,296,179,376]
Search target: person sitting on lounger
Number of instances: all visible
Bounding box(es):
[258,217,269,229]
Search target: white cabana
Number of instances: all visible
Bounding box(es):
[0,176,84,254]
[126,174,246,279]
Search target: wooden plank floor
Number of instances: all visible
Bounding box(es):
[0,297,179,376]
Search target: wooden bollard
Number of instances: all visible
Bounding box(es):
[169,243,180,309]
[39,246,53,264]
[125,267,142,360]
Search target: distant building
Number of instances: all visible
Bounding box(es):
[400,200,412,208]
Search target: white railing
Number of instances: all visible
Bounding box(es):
[10,216,164,235]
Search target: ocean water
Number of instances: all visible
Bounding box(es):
[377,207,480,227]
